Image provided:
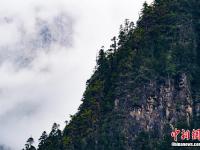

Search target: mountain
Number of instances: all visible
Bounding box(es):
[23,0,200,149]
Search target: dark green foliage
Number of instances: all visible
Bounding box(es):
[24,0,200,149]
[22,137,36,150]
[37,123,63,150]
[38,131,48,149]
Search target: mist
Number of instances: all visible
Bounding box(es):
[0,0,153,149]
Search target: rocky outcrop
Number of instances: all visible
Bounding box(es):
[35,1,200,149]
[113,73,193,148]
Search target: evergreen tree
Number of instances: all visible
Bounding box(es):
[38,131,48,149]
[22,137,36,150]
[25,1,200,149]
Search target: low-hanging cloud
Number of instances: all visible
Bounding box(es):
[0,0,153,149]
[0,1,77,149]
[0,12,73,67]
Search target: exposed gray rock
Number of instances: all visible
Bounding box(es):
[114,73,193,149]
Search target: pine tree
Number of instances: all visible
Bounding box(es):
[38,131,48,149]
[22,137,36,150]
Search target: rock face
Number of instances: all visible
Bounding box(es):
[36,0,200,150]
[131,74,191,127]
[119,73,192,148]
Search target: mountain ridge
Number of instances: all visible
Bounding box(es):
[23,0,200,149]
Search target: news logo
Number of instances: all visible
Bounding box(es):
[171,128,200,147]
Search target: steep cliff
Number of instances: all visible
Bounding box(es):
[32,0,200,150]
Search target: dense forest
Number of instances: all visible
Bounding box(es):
[23,0,200,149]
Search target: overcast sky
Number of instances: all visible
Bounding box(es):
[0,0,153,149]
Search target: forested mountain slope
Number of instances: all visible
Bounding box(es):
[23,0,200,149]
